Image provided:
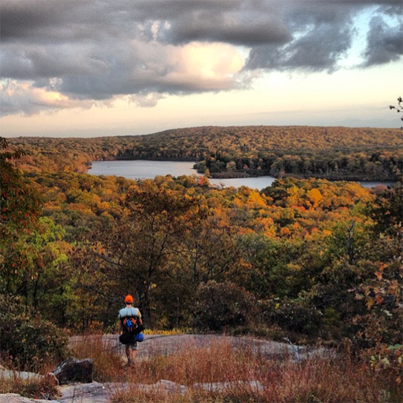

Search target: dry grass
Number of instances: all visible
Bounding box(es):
[130,339,257,385]
[70,336,401,403]
[259,357,383,403]
[0,357,60,399]
[69,334,125,382]
[143,328,188,336]
[0,371,60,400]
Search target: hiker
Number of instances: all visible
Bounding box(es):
[118,294,143,365]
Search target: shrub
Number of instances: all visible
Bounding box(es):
[0,295,68,370]
[261,297,322,338]
[193,281,259,332]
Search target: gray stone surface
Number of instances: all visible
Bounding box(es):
[0,394,59,403]
[58,382,117,403]
[69,333,330,362]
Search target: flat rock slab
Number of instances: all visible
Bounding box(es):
[59,382,120,403]
[0,394,59,403]
[69,333,326,362]
[58,379,264,401]
[0,385,115,403]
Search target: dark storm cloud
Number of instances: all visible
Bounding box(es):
[363,15,403,66]
[245,3,356,72]
[0,0,401,115]
[245,24,353,72]
[163,14,291,47]
[1,1,65,40]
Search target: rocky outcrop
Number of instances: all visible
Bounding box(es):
[58,382,115,403]
[60,379,263,401]
[0,379,265,403]
[0,394,59,403]
[53,358,93,385]
[1,334,335,403]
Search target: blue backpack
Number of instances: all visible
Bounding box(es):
[123,317,136,331]
[122,308,140,332]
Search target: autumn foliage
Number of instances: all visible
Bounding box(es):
[1,131,402,389]
[7,125,403,181]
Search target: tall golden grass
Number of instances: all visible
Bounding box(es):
[70,336,401,403]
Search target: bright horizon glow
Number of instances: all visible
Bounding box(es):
[2,62,400,138]
[1,1,402,138]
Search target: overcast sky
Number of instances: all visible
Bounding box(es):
[1,0,402,137]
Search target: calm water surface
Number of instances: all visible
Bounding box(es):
[88,160,276,190]
[88,160,393,190]
[89,160,196,180]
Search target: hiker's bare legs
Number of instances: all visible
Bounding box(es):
[126,345,137,364]
[125,346,132,363]
[132,349,137,361]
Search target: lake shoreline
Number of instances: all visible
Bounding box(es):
[88,159,397,184]
[88,160,396,190]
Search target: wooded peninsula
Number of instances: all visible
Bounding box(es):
[8,125,403,181]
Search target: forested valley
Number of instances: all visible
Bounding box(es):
[1,126,402,391]
[8,125,403,181]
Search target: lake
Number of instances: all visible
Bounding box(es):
[88,160,276,189]
[88,160,394,190]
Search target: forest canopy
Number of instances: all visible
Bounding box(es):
[7,125,403,181]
